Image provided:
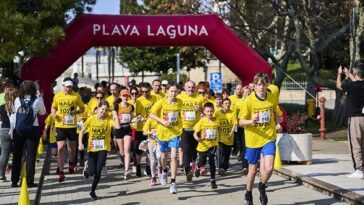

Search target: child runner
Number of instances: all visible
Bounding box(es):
[149,83,183,194]
[143,118,161,186]
[78,101,120,200]
[193,102,221,189]
[239,73,282,205]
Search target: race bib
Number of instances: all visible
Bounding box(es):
[120,113,131,123]
[63,115,75,125]
[258,110,271,123]
[205,129,217,140]
[167,112,178,123]
[184,111,196,121]
[90,140,105,151]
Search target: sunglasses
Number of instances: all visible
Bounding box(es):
[198,91,205,94]
[96,97,103,99]
[131,92,138,95]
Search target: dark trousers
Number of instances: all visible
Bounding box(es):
[196,146,217,180]
[218,142,232,170]
[11,126,40,184]
[235,127,248,169]
[181,130,198,172]
[88,150,107,192]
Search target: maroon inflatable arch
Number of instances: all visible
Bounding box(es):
[21,14,271,109]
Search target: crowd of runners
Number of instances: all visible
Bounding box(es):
[0,72,283,205]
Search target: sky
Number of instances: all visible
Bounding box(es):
[90,0,120,14]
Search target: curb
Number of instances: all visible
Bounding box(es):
[33,144,51,205]
[274,168,364,205]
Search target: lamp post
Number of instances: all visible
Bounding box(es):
[176,53,180,84]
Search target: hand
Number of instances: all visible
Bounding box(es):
[162,120,171,127]
[338,65,343,74]
[78,144,84,151]
[252,113,259,123]
[51,113,58,120]
[343,67,349,76]
[42,132,47,142]
[194,105,201,111]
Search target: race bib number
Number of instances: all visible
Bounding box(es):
[120,114,131,123]
[184,111,196,121]
[63,115,75,125]
[90,140,105,151]
[258,110,271,123]
[167,112,178,123]
[205,129,217,140]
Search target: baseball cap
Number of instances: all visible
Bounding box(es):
[161,80,168,85]
[62,80,73,87]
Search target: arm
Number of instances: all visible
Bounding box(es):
[193,131,201,142]
[51,106,58,120]
[239,113,258,126]
[42,124,49,141]
[336,66,343,90]
[229,125,237,138]
[36,97,47,115]
[149,113,170,127]
[78,127,86,151]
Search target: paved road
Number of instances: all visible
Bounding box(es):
[39,154,346,205]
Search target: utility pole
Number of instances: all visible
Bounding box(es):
[176,53,180,84]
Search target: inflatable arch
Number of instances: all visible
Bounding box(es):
[21,14,271,108]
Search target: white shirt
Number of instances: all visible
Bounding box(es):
[13,95,46,126]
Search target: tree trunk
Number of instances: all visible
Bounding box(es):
[333,90,347,126]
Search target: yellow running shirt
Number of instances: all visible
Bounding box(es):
[176,92,204,129]
[45,114,56,143]
[228,94,242,111]
[143,118,159,145]
[233,97,247,127]
[239,92,279,148]
[76,105,91,134]
[84,115,114,152]
[106,95,117,111]
[136,95,157,131]
[194,117,220,152]
[214,109,235,146]
[150,98,183,141]
[52,91,84,128]
[151,90,166,101]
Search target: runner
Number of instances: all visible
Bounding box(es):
[215,98,236,175]
[113,89,134,180]
[239,73,282,205]
[176,80,203,181]
[151,79,166,101]
[51,78,84,182]
[149,83,183,194]
[78,101,120,200]
[193,102,221,189]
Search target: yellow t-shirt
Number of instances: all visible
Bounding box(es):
[228,94,242,111]
[176,92,204,129]
[143,118,159,145]
[128,99,137,129]
[106,95,118,111]
[87,97,99,114]
[214,109,235,146]
[234,97,247,127]
[151,90,166,101]
[45,114,56,143]
[84,115,114,152]
[52,91,84,128]
[150,98,183,141]
[239,92,279,148]
[267,84,279,105]
[136,95,157,131]
[194,117,220,152]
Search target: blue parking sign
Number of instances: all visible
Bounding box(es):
[210,72,222,92]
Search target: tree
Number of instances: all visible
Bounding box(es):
[118,0,208,77]
[0,0,96,78]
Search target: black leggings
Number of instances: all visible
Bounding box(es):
[196,146,217,180]
[88,150,107,192]
[218,142,232,170]
[181,130,198,171]
[235,127,248,169]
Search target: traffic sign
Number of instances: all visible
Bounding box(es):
[210,72,222,92]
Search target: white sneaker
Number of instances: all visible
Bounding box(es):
[169,182,177,194]
[346,170,364,179]
[160,171,168,185]
[101,166,108,177]
[83,161,89,179]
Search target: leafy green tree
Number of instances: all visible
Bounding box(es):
[0,0,96,77]
[118,0,208,77]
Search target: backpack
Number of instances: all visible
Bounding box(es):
[15,98,35,134]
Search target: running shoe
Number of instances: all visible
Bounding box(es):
[258,182,268,205]
[150,177,157,187]
[186,170,193,181]
[68,162,75,174]
[211,179,217,189]
[169,182,177,194]
[194,167,200,178]
[56,167,60,175]
[245,191,253,205]
[218,168,226,176]
[200,165,206,175]
[160,170,168,185]
[136,165,142,177]
[59,172,65,182]
[89,191,97,200]
[124,170,131,180]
